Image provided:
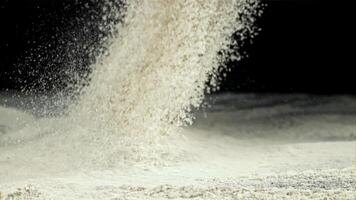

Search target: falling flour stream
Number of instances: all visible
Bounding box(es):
[0,0,259,174]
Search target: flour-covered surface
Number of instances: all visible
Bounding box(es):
[1,94,355,200]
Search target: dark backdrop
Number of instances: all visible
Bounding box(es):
[0,0,354,94]
[220,0,353,94]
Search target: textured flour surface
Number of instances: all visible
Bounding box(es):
[1,94,355,199]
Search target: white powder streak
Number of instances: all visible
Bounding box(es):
[73,0,258,139]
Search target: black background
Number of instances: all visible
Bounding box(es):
[0,0,354,94]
